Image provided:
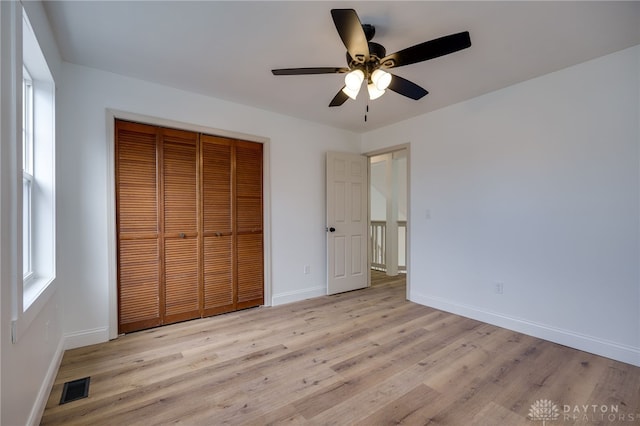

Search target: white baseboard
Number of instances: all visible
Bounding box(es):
[63,326,109,350]
[27,336,65,426]
[411,292,640,367]
[272,285,326,306]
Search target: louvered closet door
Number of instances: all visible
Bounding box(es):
[236,141,264,309]
[201,135,234,316]
[116,121,162,334]
[117,120,263,333]
[162,128,200,324]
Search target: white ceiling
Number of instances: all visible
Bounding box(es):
[42,1,640,133]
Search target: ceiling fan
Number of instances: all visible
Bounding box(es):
[272,9,471,107]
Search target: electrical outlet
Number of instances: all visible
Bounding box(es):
[495,282,504,294]
[304,265,311,275]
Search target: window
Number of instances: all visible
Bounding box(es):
[9,3,57,343]
[21,9,56,311]
[22,66,34,282]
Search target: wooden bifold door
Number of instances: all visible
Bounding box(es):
[116,120,263,334]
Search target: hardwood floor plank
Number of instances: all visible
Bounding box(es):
[41,271,640,425]
[470,401,529,426]
[306,366,439,425]
[352,383,440,426]
[427,339,564,423]
[587,360,640,413]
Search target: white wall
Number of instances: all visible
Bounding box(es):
[370,156,407,222]
[362,46,640,366]
[56,62,361,347]
[0,1,64,425]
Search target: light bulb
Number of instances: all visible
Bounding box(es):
[367,83,385,100]
[342,85,360,100]
[344,69,364,91]
[371,69,392,90]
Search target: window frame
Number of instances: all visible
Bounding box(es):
[17,5,56,325]
[22,65,34,284]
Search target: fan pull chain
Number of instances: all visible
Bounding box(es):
[365,104,369,122]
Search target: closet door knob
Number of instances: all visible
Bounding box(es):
[179,233,186,239]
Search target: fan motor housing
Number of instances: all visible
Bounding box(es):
[362,24,376,41]
[346,42,386,69]
[368,42,386,61]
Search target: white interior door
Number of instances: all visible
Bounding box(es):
[326,151,369,295]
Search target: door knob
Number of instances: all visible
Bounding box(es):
[179,233,186,239]
[328,227,336,233]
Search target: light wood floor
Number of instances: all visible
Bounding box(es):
[42,272,640,425]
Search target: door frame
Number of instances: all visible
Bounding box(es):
[364,143,411,301]
[106,109,272,339]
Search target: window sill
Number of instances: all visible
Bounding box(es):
[12,275,56,343]
[24,274,53,310]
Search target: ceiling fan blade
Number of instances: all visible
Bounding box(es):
[331,9,369,63]
[380,31,471,69]
[387,74,428,100]
[272,67,349,76]
[329,87,349,107]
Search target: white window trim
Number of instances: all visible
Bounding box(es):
[11,5,57,343]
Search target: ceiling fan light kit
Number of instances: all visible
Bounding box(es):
[342,85,361,100]
[344,69,365,91]
[342,68,391,101]
[371,69,392,91]
[272,9,471,109]
[367,83,385,100]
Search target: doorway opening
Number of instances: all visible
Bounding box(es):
[369,148,408,286]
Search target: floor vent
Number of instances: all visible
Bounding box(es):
[60,377,90,405]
